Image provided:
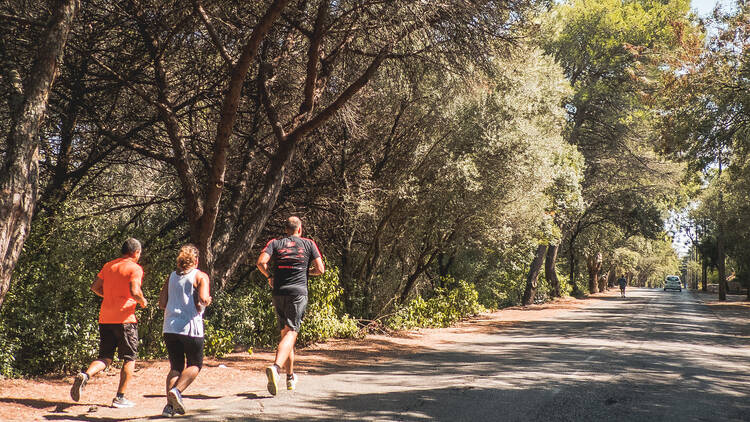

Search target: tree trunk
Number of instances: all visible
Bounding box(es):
[399,249,438,305]
[598,273,606,292]
[339,230,356,315]
[606,267,616,288]
[587,253,602,294]
[570,251,580,296]
[545,244,561,298]
[0,0,79,311]
[522,244,547,306]
[718,200,727,301]
[209,47,390,290]
[701,258,708,292]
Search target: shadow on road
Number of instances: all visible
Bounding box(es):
[209,290,750,422]
[35,289,750,422]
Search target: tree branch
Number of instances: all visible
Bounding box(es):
[290,46,390,141]
[193,0,233,66]
[258,61,287,143]
[300,0,328,115]
[200,0,290,263]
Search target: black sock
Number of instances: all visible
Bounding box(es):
[116,393,124,399]
[287,373,294,379]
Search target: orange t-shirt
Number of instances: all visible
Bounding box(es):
[98,257,143,324]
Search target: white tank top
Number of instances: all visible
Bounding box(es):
[162,268,204,337]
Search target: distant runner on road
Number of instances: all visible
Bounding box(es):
[257,216,325,395]
[618,275,627,298]
[158,244,212,417]
[70,238,147,408]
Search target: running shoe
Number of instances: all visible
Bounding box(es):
[161,404,175,418]
[266,365,280,395]
[111,396,135,408]
[70,372,88,402]
[287,373,298,391]
[167,388,185,415]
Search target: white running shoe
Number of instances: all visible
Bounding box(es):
[70,372,87,402]
[111,396,135,408]
[287,373,298,391]
[266,365,280,396]
[167,387,185,415]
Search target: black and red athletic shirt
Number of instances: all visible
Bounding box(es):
[263,236,322,296]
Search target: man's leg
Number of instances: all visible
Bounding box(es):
[85,358,111,378]
[116,323,139,398]
[274,326,298,371]
[267,326,298,395]
[287,347,295,375]
[72,324,116,401]
[117,360,135,395]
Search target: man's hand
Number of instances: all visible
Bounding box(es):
[90,276,104,297]
[257,251,275,289]
[138,298,148,308]
[309,257,325,277]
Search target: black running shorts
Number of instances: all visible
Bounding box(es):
[163,333,204,371]
[272,295,308,332]
[98,323,139,362]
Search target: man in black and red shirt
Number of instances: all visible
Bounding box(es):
[257,216,324,395]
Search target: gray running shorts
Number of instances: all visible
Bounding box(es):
[272,295,308,332]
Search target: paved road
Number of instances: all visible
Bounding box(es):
[183,288,749,421]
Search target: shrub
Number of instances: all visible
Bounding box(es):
[205,266,359,349]
[0,320,18,378]
[298,268,360,345]
[385,278,485,330]
[203,320,235,358]
[206,278,278,349]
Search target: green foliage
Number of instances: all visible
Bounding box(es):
[203,320,235,359]
[206,279,278,349]
[1,210,115,375]
[207,266,359,350]
[0,319,18,378]
[2,0,707,378]
[298,267,360,345]
[385,278,485,330]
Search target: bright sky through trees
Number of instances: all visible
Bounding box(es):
[691,0,732,15]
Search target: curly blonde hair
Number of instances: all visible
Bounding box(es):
[176,244,199,274]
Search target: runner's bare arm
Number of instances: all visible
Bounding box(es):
[158,278,169,310]
[309,257,325,277]
[196,271,212,307]
[257,252,273,288]
[130,275,148,308]
[90,276,104,297]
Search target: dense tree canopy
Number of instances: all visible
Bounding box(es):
[1,0,728,376]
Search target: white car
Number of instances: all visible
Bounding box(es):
[664,275,682,292]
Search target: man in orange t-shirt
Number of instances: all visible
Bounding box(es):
[70,238,148,408]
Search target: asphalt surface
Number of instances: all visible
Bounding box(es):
[161,288,748,422]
